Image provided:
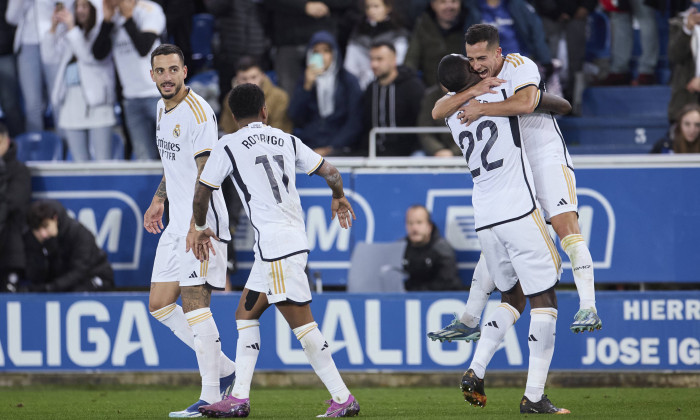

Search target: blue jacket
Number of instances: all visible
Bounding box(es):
[289,31,363,152]
[464,0,551,65]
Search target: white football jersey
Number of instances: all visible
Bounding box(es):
[200,122,324,261]
[156,88,230,240]
[446,87,537,230]
[500,53,573,170]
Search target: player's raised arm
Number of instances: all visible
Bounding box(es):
[536,91,572,115]
[314,160,356,229]
[144,175,167,234]
[458,84,539,126]
[432,76,506,120]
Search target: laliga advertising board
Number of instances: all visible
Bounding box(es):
[0,292,698,371]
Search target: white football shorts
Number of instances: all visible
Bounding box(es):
[477,209,562,297]
[246,253,311,305]
[531,162,578,221]
[151,231,228,289]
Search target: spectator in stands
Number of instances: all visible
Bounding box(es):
[405,0,468,87]
[220,56,292,135]
[289,30,363,156]
[0,0,24,137]
[362,41,425,156]
[0,123,31,293]
[669,2,700,122]
[417,84,460,156]
[24,200,113,292]
[265,0,354,96]
[92,0,165,160]
[5,0,57,132]
[205,0,269,105]
[530,1,597,101]
[344,0,410,90]
[651,103,700,154]
[403,204,461,291]
[41,0,117,162]
[598,0,661,85]
[463,0,553,81]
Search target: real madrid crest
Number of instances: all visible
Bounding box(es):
[173,124,181,138]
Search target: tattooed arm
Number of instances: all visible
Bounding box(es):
[144,176,167,234]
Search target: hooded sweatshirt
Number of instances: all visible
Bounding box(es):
[362,65,425,156]
[289,30,363,153]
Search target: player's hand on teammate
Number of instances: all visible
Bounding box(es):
[469,77,506,97]
[143,202,165,234]
[457,99,485,126]
[186,227,219,262]
[331,196,356,229]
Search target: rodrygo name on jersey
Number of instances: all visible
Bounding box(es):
[199,122,324,261]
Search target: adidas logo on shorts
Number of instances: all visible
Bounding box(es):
[557,198,568,206]
[189,271,198,278]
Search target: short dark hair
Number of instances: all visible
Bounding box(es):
[465,23,500,49]
[228,83,265,120]
[0,122,8,138]
[370,41,396,54]
[150,43,185,68]
[438,54,480,92]
[235,56,262,73]
[28,201,59,230]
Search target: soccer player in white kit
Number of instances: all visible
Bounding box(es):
[439,53,570,414]
[430,24,602,336]
[187,83,360,418]
[143,44,236,418]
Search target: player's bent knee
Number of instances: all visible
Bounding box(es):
[529,288,558,310]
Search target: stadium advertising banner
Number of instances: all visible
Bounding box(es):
[30,159,700,287]
[1,292,698,372]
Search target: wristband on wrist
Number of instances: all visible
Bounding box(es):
[195,223,208,232]
[332,193,344,199]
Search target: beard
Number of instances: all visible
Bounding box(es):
[159,82,182,100]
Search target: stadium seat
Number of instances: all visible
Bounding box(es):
[190,13,215,69]
[347,241,407,293]
[14,131,64,162]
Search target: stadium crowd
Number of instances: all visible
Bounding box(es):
[1,0,699,161]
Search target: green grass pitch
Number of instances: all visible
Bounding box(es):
[1,385,698,419]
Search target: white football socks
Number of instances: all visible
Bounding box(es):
[524,308,557,403]
[294,322,350,404]
[469,303,520,379]
[150,303,235,378]
[231,319,261,400]
[561,234,596,311]
[461,256,494,328]
[186,308,221,404]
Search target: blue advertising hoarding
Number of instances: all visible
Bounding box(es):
[1,291,698,371]
[30,158,700,287]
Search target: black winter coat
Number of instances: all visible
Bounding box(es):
[25,201,114,291]
[0,141,31,273]
[403,225,461,291]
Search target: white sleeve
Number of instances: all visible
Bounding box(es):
[136,1,166,34]
[192,112,218,159]
[508,54,540,93]
[293,136,324,176]
[199,142,233,190]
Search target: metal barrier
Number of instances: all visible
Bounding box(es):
[368,126,450,159]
